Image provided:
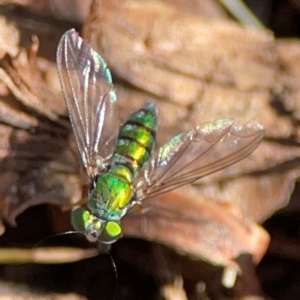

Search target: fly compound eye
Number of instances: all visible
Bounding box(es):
[71,207,90,232]
[98,221,122,244]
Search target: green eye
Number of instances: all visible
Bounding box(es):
[71,207,89,232]
[98,221,122,244]
[72,209,122,243]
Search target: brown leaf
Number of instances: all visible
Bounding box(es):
[83,0,300,221]
[122,187,269,272]
[0,0,300,285]
[275,39,300,124]
[0,0,93,23]
[0,41,67,121]
[0,36,81,225]
[0,247,98,264]
[0,15,20,58]
[0,281,86,300]
[80,0,300,270]
[160,276,188,300]
[164,0,228,18]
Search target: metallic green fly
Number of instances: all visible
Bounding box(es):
[56,29,264,245]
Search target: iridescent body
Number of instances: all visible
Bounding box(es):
[57,29,264,244]
[88,104,158,221]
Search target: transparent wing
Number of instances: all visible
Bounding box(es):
[134,119,264,200]
[57,29,118,178]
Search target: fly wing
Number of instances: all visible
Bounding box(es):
[57,29,118,178]
[134,119,264,200]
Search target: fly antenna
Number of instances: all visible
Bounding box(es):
[108,252,118,300]
[32,230,85,248]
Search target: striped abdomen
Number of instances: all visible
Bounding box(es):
[111,103,158,178]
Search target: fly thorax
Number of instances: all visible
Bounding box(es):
[88,165,134,220]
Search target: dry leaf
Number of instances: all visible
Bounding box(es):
[0,281,86,300]
[122,187,269,272]
[78,0,300,270]
[0,0,92,22]
[160,276,188,300]
[0,247,98,264]
[82,0,300,214]
[0,2,300,299]
[0,37,81,226]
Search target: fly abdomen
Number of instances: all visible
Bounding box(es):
[112,103,158,177]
